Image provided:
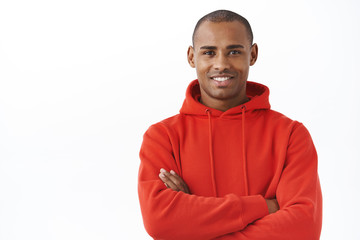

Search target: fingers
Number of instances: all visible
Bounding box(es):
[159,169,181,191]
[169,170,190,193]
[158,168,190,194]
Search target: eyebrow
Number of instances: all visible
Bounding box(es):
[199,44,245,50]
[199,46,217,50]
[227,44,245,49]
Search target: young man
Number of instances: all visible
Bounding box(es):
[138,10,322,240]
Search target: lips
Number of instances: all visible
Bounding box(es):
[210,75,234,87]
[212,76,232,82]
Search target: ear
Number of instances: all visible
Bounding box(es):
[250,43,258,66]
[187,46,195,68]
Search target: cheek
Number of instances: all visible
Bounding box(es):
[234,60,250,74]
[195,62,209,76]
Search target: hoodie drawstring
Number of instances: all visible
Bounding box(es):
[241,106,249,195]
[206,109,218,197]
[206,107,249,197]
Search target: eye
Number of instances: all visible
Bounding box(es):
[203,51,215,56]
[229,50,241,55]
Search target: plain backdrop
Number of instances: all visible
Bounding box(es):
[0,0,359,239]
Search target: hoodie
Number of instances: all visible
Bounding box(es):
[138,80,322,240]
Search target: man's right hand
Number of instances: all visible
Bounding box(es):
[265,199,279,214]
[159,168,190,194]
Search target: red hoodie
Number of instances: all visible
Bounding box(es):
[138,80,322,240]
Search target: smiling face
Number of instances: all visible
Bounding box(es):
[187,20,258,111]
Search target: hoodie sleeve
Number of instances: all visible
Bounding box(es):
[213,123,322,240]
[138,123,269,240]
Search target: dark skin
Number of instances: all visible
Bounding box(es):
[159,20,279,214]
[189,21,257,112]
[159,168,190,194]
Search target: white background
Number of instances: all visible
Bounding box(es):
[0,0,359,239]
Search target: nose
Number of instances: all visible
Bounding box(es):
[213,53,230,71]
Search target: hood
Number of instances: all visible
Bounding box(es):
[180,80,271,116]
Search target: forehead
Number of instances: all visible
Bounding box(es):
[194,21,250,48]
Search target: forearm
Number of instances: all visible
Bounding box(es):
[214,190,322,240]
[156,170,283,240]
[139,177,269,240]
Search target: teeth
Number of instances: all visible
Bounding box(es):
[213,77,231,81]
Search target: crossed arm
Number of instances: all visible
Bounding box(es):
[158,168,280,214]
[139,123,322,239]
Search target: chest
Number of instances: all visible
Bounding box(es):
[174,117,288,197]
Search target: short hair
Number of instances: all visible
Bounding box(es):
[192,10,254,46]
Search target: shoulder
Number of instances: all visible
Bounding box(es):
[267,109,314,140]
[260,109,300,127]
[263,109,293,121]
[259,109,312,140]
[144,114,183,139]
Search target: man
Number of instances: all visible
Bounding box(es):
[138,10,322,240]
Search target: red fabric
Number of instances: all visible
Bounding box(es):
[138,80,322,240]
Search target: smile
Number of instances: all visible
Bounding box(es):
[211,76,233,82]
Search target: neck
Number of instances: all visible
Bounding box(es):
[200,94,249,112]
